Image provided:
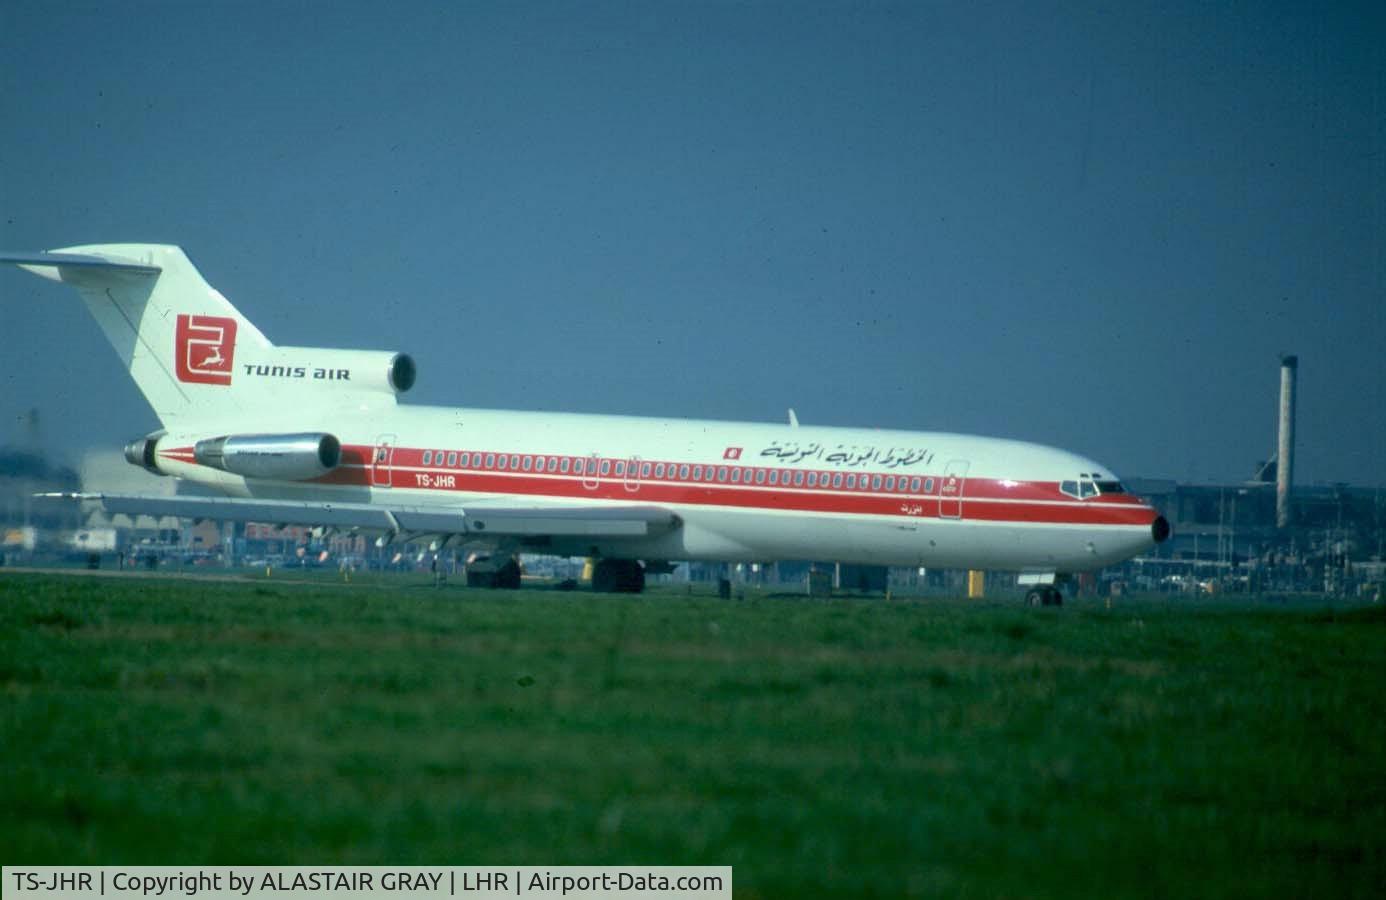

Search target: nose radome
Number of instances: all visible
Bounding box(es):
[1151,515,1171,544]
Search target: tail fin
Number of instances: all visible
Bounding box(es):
[2,244,412,427]
[2,244,271,425]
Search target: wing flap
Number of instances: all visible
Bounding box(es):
[41,493,679,539]
[457,505,678,537]
[89,493,397,530]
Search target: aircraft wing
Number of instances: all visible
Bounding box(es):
[39,493,680,539]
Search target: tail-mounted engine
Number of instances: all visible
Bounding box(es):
[125,431,342,481]
[234,348,415,397]
[123,432,165,475]
[194,433,341,481]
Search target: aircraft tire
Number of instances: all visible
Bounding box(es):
[1025,588,1045,607]
[496,558,522,590]
[592,559,645,594]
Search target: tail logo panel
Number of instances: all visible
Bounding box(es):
[175,314,237,385]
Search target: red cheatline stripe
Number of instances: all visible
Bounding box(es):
[161,442,1158,527]
[334,444,1155,526]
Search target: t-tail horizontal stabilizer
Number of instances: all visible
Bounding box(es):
[0,251,162,278]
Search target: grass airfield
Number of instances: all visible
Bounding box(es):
[2,571,1383,898]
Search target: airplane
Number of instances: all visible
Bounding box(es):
[1,243,1169,603]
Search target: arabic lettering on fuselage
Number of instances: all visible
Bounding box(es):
[759,441,934,468]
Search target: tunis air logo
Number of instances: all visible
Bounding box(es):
[174,314,237,385]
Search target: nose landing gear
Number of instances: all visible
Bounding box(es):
[1025,586,1064,607]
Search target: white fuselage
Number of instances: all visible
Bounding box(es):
[151,404,1163,572]
[3,243,1167,577]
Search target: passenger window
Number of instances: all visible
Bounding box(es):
[523,456,533,471]
[755,469,766,484]
[615,461,625,476]
[730,468,741,483]
[535,457,546,472]
[807,472,818,487]
[924,477,934,493]
[560,458,570,473]
[693,465,703,480]
[718,466,728,482]
[680,464,690,479]
[460,452,470,467]
[872,475,883,490]
[485,453,495,468]
[769,470,779,485]
[444,452,455,467]
[422,451,432,465]
[655,463,666,478]
[509,454,519,469]
[832,472,843,488]
[497,455,508,470]
[600,460,611,476]
[885,475,896,491]
[642,462,652,477]
[910,476,921,492]
[794,471,805,486]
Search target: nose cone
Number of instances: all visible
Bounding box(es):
[1151,515,1171,544]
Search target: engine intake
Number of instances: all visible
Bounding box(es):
[389,353,416,392]
[194,433,341,481]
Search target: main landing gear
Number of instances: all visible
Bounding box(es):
[465,555,522,589]
[1025,586,1064,607]
[591,559,646,593]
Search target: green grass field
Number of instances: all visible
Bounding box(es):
[2,572,1383,897]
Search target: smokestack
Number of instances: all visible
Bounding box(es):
[1276,355,1297,528]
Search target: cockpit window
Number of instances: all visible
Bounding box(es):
[1062,478,1119,499]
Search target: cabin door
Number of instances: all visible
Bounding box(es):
[372,434,396,488]
[938,459,970,519]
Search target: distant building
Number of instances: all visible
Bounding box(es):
[1121,477,1384,595]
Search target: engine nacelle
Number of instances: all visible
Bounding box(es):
[123,432,166,475]
[193,433,341,481]
[236,348,416,396]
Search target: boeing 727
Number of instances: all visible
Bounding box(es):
[1,244,1169,601]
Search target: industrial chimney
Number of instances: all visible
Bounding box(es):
[1276,355,1297,528]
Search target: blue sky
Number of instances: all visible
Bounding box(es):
[2,1,1382,486]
